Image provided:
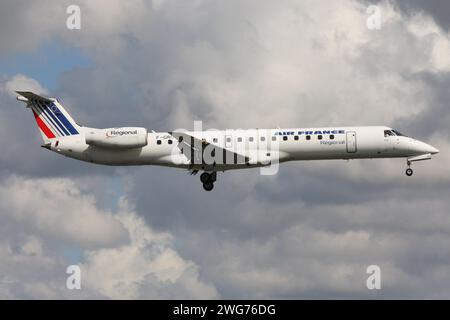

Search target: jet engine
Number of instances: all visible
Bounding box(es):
[85,127,148,149]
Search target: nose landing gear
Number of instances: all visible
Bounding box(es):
[406,167,413,176]
[404,153,433,177]
[200,172,217,191]
[405,159,413,176]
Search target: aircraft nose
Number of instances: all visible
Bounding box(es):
[429,145,439,154]
[414,140,439,154]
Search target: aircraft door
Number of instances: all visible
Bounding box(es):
[346,131,357,153]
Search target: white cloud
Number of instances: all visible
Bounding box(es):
[0,176,218,299]
[3,74,48,97]
[0,175,128,248]
[81,201,218,299]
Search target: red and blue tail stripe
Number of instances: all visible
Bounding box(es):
[34,102,66,136]
[31,101,79,138]
[15,91,80,141]
[32,109,56,139]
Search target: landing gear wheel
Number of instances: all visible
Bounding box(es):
[203,182,214,191]
[200,172,217,191]
[200,172,211,184]
[406,168,413,176]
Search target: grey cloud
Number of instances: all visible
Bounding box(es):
[0,175,129,248]
[1,0,450,299]
[0,176,218,299]
[394,0,450,31]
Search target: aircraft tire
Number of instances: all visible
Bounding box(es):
[200,172,211,184]
[203,182,214,191]
[406,168,413,176]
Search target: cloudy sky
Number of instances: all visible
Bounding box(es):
[1,0,450,299]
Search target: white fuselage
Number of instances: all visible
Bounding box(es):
[16,91,439,191]
[50,126,438,171]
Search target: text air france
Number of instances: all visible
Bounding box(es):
[274,129,345,136]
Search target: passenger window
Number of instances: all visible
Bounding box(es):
[157,140,161,145]
[272,136,277,141]
[249,137,254,142]
[178,136,183,143]
[283,136,288,141]
[330,134,334,140]
[226,137,231,143]
[294,136,299,141]
[260,137,265,142]
[237,137,242,142]
[213,138,218,143]
[306,135,311,141]
[318,135,322,140]
[168,140,173,144]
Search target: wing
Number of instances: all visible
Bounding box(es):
[169,131,249,167]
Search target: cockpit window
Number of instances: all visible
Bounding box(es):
[384,130,395,137]
[392,130,405,136]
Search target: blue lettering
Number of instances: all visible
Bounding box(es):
[275,129,345,136]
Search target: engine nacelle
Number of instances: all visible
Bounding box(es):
[85,127,148,149]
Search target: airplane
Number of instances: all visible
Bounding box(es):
[16,91,439,191]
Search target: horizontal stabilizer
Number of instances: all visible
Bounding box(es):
[16,91,52,103]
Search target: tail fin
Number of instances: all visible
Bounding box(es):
[16,91,81,144]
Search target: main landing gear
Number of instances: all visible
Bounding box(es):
[200,172,217,191]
